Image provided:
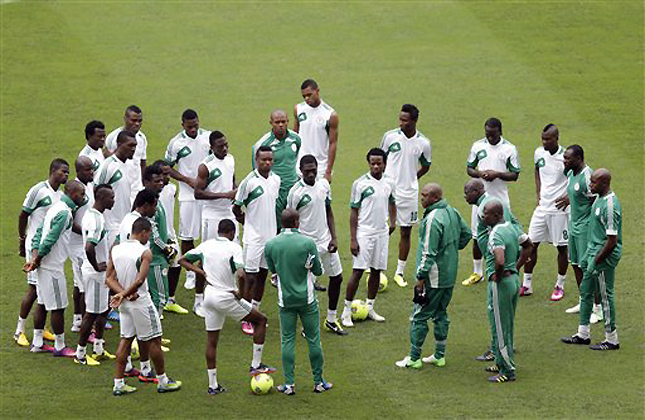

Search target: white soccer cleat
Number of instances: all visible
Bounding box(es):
[590,305,604,324]
[367,309,385,322]
[565,303,580,314]
[340,313,354,328]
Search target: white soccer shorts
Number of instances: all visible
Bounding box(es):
[203,286,252,331]
[120,301,163,341]
[243,242,268,273]
[470,205,479,238]
[36,267,68,311]
[178,201,202,241]
[82,270,109,314]
[352,233,389,271]
[528,207,569,246]
[319,246,343,277]
[396,197,419,227]
[202,215,239,243]
[71,248,85,293]
[25,252,38,286]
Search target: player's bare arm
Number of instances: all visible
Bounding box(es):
[349,207,359,256]
[555,194,569,210]
[292,104,300,133]
[416,164,430,179]
[194,164,236,200]
[325,112,339,183]
[164,163,196,188]
[85,241,106,272]
[18,210,28,257]
[325,203,338,253]
[467,166,481,179]
[388,202,397,235]
[178,256,206,279]
[516,238,533,271]
[534,166,541,207]
[493,248,505,282]
[232,204,245,225]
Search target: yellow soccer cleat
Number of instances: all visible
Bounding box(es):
[43,329,55,341]
[161,345,170,353]
[164,302,189,315]
[462,273,483,286]
[93,350,116,361]
[161,338,171,346]
[393,274,408,288]
[14,332,29,347]
[74,355,101,366]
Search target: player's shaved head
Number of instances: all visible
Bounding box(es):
[65,179,84,195]
[483,200,504,227]
[421,183,443,208]
[465,179,484,193]
[75,156,93,172]
[594,168,611,182]
[464,179,485,205]
[270,109,288,121]
[281,208,300,229]
[590,168,612,196]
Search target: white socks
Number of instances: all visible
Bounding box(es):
[251,300,261,310]
[251,343,264,369]
[523,273,533,288]
[208,368,218,389]
[396,259,407,276]
[140,360,151,376]
[327,309,337,323]
[366,299,375,311]
[577,324,591,339]
[114,378,125,389]
[556,274,566,289]
[16,317,26,335]
[126,355,133,372]
[54,333,65,351]
[605,329,619,345]
[33,329,44,348]
[473,259,483,276]
[76,345,87,359]
[342,300,352,317]
[73,314,82,327]
[157,373,168,386]
[195,293,204,306]
[93,338,105,355]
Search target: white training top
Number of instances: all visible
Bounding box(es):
[81,208,109,274]
[234,169,281,246]
[164,129,211,202]
[69,179,95,251]
[534,145,567,213]
[105,127,147,196]
[118,210,143,243]
[111,239,151,307]
[467,137,521,205]
[37,200,74,270]
[185,237,244,292]
[22,180,62,253]
[287,178,332,249]
[78,144,105,172]
[159,183,177,240]
[200,153,236,219]
[295,100,335,176]
[350,173,396,237]
[95,155,132,232]
[381,128,432,201]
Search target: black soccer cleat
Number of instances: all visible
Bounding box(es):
[561,334,591,345]
[589,341,620,351]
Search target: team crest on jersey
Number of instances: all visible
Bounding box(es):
[297,112,307,122]
[36,196,52,209]
[477,150,487,160]
[574,183,580,191]
[536,157,545,168]
[388,142,401,154]
[297,194,312,210]
[91,160,100,171]
[291,143,298,153]
[207,168,222,185]
[109,170,122,184]
[177,146,192,159]
[316,117,325,125]
[80,194,89,206]
[361,186,375,201]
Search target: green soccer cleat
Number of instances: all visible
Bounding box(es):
[157,378,182,393]
[421,354,445,367]
[113,384,137,396]
[395,356,422,369]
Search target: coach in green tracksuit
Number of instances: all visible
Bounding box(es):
[265,209,332,394]
[396,184,470,369]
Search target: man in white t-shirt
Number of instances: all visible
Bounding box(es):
[521,124,569,301]
[79,120,107,171]
[380,104,432,288]
[463,118,521,286]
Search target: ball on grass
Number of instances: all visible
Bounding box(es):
[251,373,274,395]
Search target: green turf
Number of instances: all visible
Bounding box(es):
[1,1,643,418]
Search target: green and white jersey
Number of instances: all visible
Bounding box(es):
[234,170,281,245]
[587,192,622,267]
[265,228,323,308]
[81,208,108,274]
[475,193,527,255]
[31,196,76,270]
[105,127,147,193]
[95,155,131,231]
[286,178,332,249]
[566,165,594,237]
[69,179,94,251]
[159,183,177,240]
[184,237,244,292]
[118,208,168,266]
[349,173,396,237]
[467,137,521,205]
[485,221,521,278]
[252,130,301,193]
[381,128,432,201]
[111,239,151,307]
[78,144,105,172]
[201,153,236,219]
[295,100,334,176]
[118,210,143,243]
[22,180,62,253]
[165,129,211,201]
[534,146,567,212]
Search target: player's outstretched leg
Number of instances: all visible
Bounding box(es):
[246,309,276,376]
[340,269,363,327]
[148,338,182,393]
[15,285,37,347]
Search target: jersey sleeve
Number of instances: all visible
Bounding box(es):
[419,140,432,167]
[349,180,362,209]
[264,240,275,273]
[164,139,178,166]
[306,240,323,276]
[488,229,506,252]
[506,146,521,173]
[605,196,620,235]
[467,144,479,167]
[416,216,441,280]
[234,176,250,207]
[105,132,117,153]
[456,209,472,250]
[323,179,332,205]
[379,132,389,152]
[582,168,594,198]
[139,133,147,160]
[286,184,298,210]
[388,178,397,204]
[533,148,540,166]
[183,245,204,264]
[22,185,42,214]
[232,245,244,270]
[83,215,102,245]
[38,211,69,258]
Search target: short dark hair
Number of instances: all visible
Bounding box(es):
[125,105,142,115]
[49,158,69,174]
[401,104,419,121]
[218,219,236,234]
[485,117,503,133]
[132,217,151,233]
[209,130,226,146]
[116,130,136,145]
[301,79,318,90]
[152,159,168,169]
[182,109,198,121]
[366,147,387,164]
[567,144,584,161]
[256,145,273,158]
[94,183,113,198]
[133,188,158,209]
[543,123,556,132]
[143,164,163,182]
[85,120,105,140]
[299,154,318,168]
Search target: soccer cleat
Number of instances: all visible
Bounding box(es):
[475,350,495,361]
[124,367,141,377]
[550,286,565,301]
[184,272,196,290]
[14,332,29,347]
[340,313,354,328]
[161,337,171,345]
[74,355,101,366]
[313,380,333,393]
[487,373,516,383]
[395,356,422,369]
[105,322,114,330]
[421,354,445,367]
[561,334,591,345]
[139,371,158,383]
[157,378,182,393]
[241,321,254,336]
[565,303,580,314]
[249,363,277,376]
[53,347,76,358]
[160,313,165,321]
[324,320,348,336]
[113,384,137,396]
[30,344,54,353]
[193,303,206,318]
[589,341,619,351]
[93,350,116,361]
[277,384,295,395]
[43,330,55,341]
[270,274,279,288]
[462,273,482,286]
[164,302,189,314]
[313,280,326,292]
[208,385,227,395]
[367,309,385,322]
[485,364,501,373]
[393,274,408,287]
[161,345,170,353]
[71,323,81,333]
[590,306,604,324]
[519,286,533,297]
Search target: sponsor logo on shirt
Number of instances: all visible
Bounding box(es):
[477,150,487,160]
[297,112,307,122]
[536,157,546,167]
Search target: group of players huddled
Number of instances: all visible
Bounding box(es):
[14,78,623,395]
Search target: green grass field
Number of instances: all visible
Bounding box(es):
[1,1,643,418]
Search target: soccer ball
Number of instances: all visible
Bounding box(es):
[251,373,274,395]
[351,299,369,321]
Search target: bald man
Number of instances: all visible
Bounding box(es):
[24,180,87,356]
[562,168,622,350]
[396,183,470,369]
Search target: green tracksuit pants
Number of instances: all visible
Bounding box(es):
[409,286,453,361]
[279,300,324,385]
[580,258,617,333]
[487,274,519,376]
[148,264,169,314]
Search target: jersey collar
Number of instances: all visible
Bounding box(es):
[280,228,300,234]
[476,192,489,207]
[423,198,447,215]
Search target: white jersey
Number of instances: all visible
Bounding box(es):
[118,210,143,243]
[164,129,211,202]
[34,198,75,270]
[81,208,109,274]
[78,144,105,172]
[69,179,95,252]
[467,137,521,205]
[185,237,244,292]
[111,239,151,306]
[22,180,62,253]
[95,155,132,232]
[105,127,147,195]
[381,128,432,201]
[296,100,335,175]
[286,178,332,248]
[350,173,396,237]
[201,153,236,219]
[159,183,177,240]
[535,145,567,213]
[234,170,281,246]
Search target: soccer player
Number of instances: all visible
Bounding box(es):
[107,217,181,395]
[340,148,397,327]
[105,105,147,202]
[14,158,67,347]
[252,109,301,229]
[287,155,345,335]
[265,209,332,395]
[561,168,622,350]
[463,118,521,286]
[179,219,275,395]
[96,130,137,247]
[233,146,280,335]
[293,79,339,182]
[521,124,569,300]
[75,184,116,366]
[481,201,532,382]
[380,104,432,287]
[79,120,107,171]
[164,109,211,290]
[24,180,86,356]
[396,183,470,369]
